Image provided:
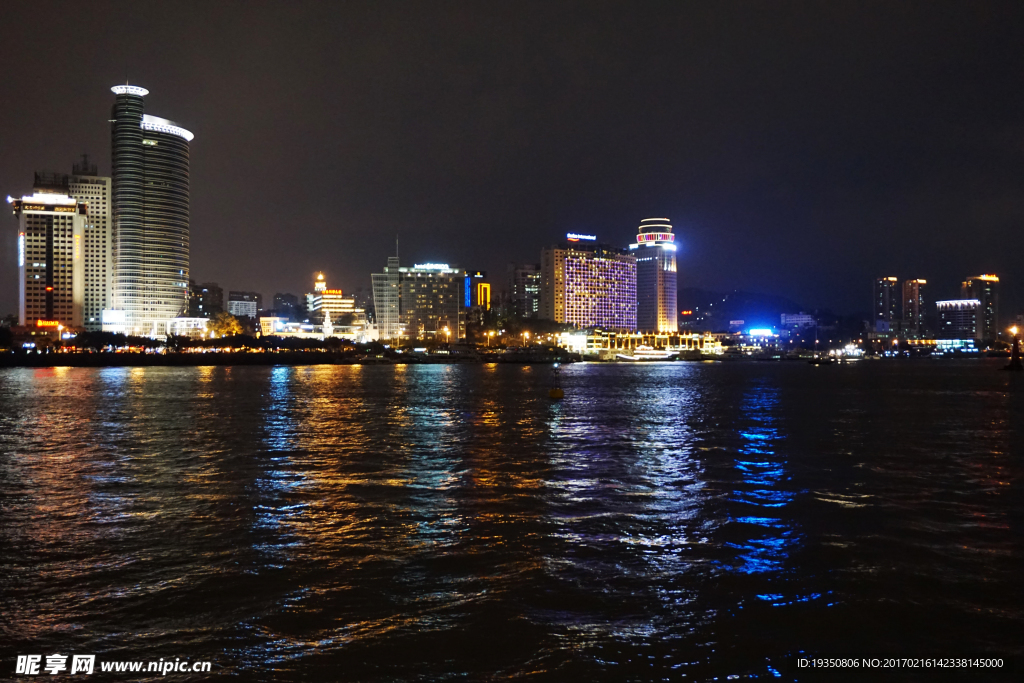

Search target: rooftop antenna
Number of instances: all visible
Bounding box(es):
[396,234,399,258]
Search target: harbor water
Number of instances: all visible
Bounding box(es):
[0,361,1021,680]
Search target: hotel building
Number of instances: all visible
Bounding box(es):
[108,84,193,336]
[371,259,466,341]
[540,234,637,331]
[937,299,980,339]
[28,167,111,331]
[306,273,365,328]
[961,274,999,340]
[10,191,87,328]
[629,218,678,333]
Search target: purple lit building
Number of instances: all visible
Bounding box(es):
[540,234,637,331]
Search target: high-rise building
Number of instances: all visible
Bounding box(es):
[961,274,999,340]
[10,191,87,328]
[937,299,980,339]
[371,258,401,339]
[874,277,899,324]
[540,234,636,331]
[371,259,466,341]
[629,218,678,333]
[506,263,541,318]
[227,291,262,319]
[902,278,927,338]
[29,167,111,332]
[188,281,223,318]
[108,84,193,336]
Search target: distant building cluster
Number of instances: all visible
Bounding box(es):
[872,274,1002,342]
[12,84,1013,352]
[5,84,678,345]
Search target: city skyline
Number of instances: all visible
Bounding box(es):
[2,2,1023,321]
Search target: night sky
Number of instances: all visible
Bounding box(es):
[3,1,1023,319]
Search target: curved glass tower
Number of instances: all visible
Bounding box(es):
[629,218,678,333]
[110,84,193,336]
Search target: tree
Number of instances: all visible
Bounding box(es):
[209,312,243,337]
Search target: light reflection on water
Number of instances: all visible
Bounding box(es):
[0,362,1021,681]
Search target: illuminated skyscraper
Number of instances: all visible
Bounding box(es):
[67,157,112,331]
[874,276,899,325]
[902,278,927,337]
[540,234,636,331]
[961,274,999,340]
[371,259,466,341]
[10,190,87,328]
[629,218,677,333]
[108,84,193,336]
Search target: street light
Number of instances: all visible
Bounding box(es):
[1008,325,1023,371]
[523,331,530,345]
[444,326,450,344]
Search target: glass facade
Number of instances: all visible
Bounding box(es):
[110,85,192,335]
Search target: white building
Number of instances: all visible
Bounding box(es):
[780,313,817,328]
[227,299,258,318]
[67,160,112,332]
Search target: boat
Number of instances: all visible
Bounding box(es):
[616,346,678,362]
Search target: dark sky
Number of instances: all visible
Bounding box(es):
[3,1,1023,318]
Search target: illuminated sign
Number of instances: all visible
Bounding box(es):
[322,289,344,295]
[414,263,451,270]
[636,232,675,243]
[681,310,693,315]
[18,233,24,267]
[111,85,150,96]
[36,320,60,328]
[748,328,774,337]
[477,282,491,310]
[566,233,596,241]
